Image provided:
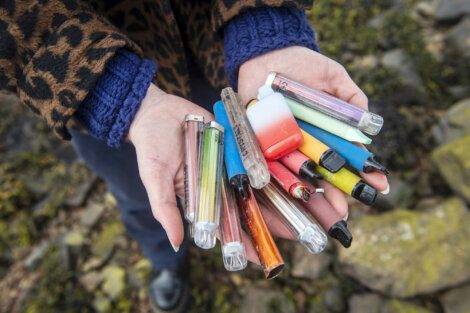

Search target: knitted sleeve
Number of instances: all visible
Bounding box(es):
[74,49,156,147]
[0,0,142,140]
[224,7,318,88]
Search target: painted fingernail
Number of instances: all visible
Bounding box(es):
[381,184,390,195]
[170,241,180,253]
[342,212,349,221]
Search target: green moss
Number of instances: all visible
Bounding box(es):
[309,0,392,57]
[309,1,470,109]
[386,299,432,313]
[21,246,92,313]
[339,198,470,297]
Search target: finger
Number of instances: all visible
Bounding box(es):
[323,59,369,110]
[140,163,185,250]
[316,179,348,219]
[240,230,261,265]
[360,171,389,194]
[306,192,347,222]
[258,204,295,240]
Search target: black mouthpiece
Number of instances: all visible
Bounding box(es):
[299,161,323,182]
[352,181,378,206]
[230,174,250,200]
[319,150,346,173]
[364,155,389,175]
[328,220,353,248]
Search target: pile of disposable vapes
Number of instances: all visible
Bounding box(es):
[183,72,388,279]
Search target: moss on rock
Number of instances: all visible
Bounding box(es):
[338,198,470,297]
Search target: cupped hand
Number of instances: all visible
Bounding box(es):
[237,46,389,241]
[128,84,271,264]
[128,83,213,251]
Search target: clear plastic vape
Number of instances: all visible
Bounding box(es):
[267,72,383,135]
[221,87,270,189]
[183,114,204,224]
[220,171,247,271]
[256,182,328,254]
[194,122,224,249]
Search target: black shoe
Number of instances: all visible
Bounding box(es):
[148,268,189,313]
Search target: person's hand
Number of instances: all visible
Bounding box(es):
[128,83,213,251]
[128,84,268,264]
[237,46,389,241]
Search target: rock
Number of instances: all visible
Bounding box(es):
[64,176,97,207]
[374,176,414,210]
[23,240,50,270]
[79,202,105,229]
[63,230,85,247]
[445,17,470,57]
[350,55,379,70]
[432,98,470,145]
[441,284,470,313]
[414,1,438,18]
[128,259,152,289]
[61,230,85,270]
[91,221,124,262]
[349,294,384,313]
[431,136,470,202]
[368,13,386,29]
[291,244,332,280]
[101,265,126,300]
[93,293,111,313]
[349,293,433,313]
[324,283,345,313]
[240,286,296,313]
[79,271,103,292]
[435,0,470,22]
[338,198,470,298]
[381,49,425,93]
[447,85,470,99]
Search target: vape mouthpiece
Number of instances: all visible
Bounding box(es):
[328,220,353,248]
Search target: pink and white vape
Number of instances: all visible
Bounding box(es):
[246,86,303,160]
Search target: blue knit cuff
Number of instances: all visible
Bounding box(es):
[224,7,319,89]
[75,49,157,147]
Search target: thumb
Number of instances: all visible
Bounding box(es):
[140,164,184,251]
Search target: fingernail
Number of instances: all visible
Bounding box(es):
[170,241,180,253]
[342,212,349,221]
[381,184,390,195]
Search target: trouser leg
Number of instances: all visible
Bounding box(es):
[70,130,187,269]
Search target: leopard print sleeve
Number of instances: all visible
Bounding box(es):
[0,0,142,140]
[210,0,313,28]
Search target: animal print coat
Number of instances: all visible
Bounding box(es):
[0,0,312,139]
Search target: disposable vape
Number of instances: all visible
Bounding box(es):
[246,86,303,159]
[214,100,250,199]
[267,160,313,202]
[298,130,346,173]
[256,182,328,254]
[235,186,285,279]
[280,150,322,183]
[221,87,270,189]
[220,172,247,271]
[267,72,384,135]
[287,98,372,144]
[183,114,204,223]
[194,122,224,249]
[300,183,353,248]
[298,120,388,174]
[315,165,377,206]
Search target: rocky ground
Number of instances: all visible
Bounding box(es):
[1,0,470,312]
